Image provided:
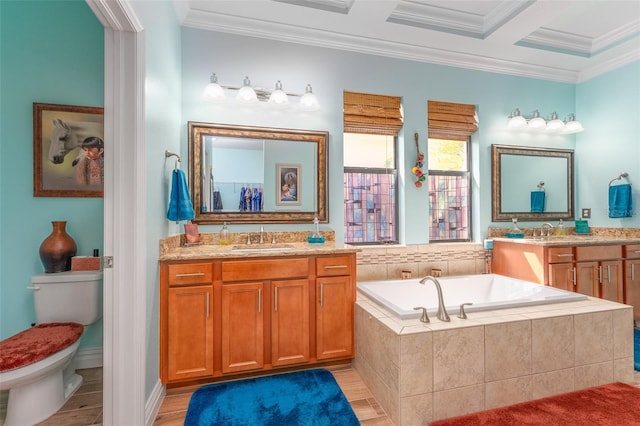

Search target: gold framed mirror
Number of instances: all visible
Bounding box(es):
[188,122,328,224]
[491,144,575,222]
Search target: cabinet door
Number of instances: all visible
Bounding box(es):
[599,260,623,303]
[167,286,213,381]
[317,276,354,360]
[548,263,574,291]
[625,259,640,321]
[221,282,264,373]
[575,261,598,297]
[271,279,310,367]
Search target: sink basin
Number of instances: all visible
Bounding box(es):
[231,244,295,253]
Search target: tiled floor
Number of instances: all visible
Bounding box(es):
[1,367,639,425]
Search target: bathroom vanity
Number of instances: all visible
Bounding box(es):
[492,238,640,322]
[158,240,357,385]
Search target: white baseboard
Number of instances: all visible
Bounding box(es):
[145,379,166,426]
[75,347,103,370]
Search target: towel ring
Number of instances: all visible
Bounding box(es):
[608,172,630,187]
[165,150,181,170]
[536,181,545,191]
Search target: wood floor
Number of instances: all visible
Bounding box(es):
[0,365,392,426]
[2,367,639,425]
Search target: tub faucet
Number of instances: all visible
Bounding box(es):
[419,276,451,322]
[541,222,554,237]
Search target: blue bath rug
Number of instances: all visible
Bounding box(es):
[635,328,640,371]
[184,369,360,426]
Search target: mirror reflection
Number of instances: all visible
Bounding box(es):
[189,122,328,224]
[491,144,574,222]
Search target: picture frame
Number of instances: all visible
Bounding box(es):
[33,102,105,197]
[276,163,302,206]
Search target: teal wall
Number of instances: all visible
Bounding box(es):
[180,28,581,242]
[576,61,640,227]
[0,1,104,348]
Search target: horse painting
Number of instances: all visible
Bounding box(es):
[48,118,104,165]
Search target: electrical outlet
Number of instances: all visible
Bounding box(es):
[581,208,591,219]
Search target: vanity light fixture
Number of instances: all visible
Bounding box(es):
[203,73,320,111]
[507,108,584,134]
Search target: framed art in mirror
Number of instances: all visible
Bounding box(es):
[188,122,328,224]
[491,144,574,222]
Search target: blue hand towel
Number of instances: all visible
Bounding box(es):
[530,191,545,213]
[167,169,195,221]
[609,184,633,218]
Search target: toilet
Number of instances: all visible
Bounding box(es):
[0,270,102,426]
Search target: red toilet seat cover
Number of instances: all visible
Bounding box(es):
[0,322,84,372]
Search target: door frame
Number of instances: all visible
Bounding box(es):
[85,1,146,424]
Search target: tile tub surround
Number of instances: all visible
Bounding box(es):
[353,292,634,426]
[355,243,488,282]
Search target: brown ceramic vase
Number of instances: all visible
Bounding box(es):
[39,221,77,273]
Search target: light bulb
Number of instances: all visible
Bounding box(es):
[203,73,226,102]
[299,84,320,111]
[236,76,258,104]
[268,80,289,107]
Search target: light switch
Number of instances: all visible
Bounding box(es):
[581,208,591,219]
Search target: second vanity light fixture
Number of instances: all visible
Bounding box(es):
[507,108,584,134]
[203,73,320,111]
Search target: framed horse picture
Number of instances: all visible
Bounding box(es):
[33,103,104,197]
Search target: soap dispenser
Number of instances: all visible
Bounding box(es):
[555,219,566,236]
[307,217,325,244]
[219,222,231,245]
[506,218,525,238]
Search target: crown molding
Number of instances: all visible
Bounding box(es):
[183,11,580,83]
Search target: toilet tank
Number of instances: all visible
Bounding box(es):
[31,271,103,325]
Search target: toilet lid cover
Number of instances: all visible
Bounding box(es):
[0,322,83,372]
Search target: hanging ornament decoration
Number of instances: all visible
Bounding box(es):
[412,132,426,188]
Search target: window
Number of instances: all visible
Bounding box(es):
[343,91,402,244]
[427,100,477,242]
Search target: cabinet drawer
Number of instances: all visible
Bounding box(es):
[625,244,640,259]
[167,262,213,286]
[548,247,574,263]
[222,258,309,281]
[575,245,622,261]
[316,256,352,277]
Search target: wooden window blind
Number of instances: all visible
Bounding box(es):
[428,100,478,140]
[344,91,403,135]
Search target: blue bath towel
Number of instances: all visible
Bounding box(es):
[530,191,546,213]
[167,169,195,221]
[608,184,633,218]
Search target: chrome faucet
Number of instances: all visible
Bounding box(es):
[259,225,265,244]
[541,222,554,237]
[419,276,450,322]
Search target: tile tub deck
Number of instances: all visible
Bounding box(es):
[354,291,635,426]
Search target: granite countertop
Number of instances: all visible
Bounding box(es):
[492,235,640,246]
[159,231,359,261]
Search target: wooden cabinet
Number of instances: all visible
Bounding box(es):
[271,279,310,367]
[160,252,355,385]
[160,262,214,383]
[316,255,355,360]
[494,240,624,303]
[221,282,264,373]
[624,244,640,322]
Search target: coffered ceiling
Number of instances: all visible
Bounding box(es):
[176,0,640,83]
